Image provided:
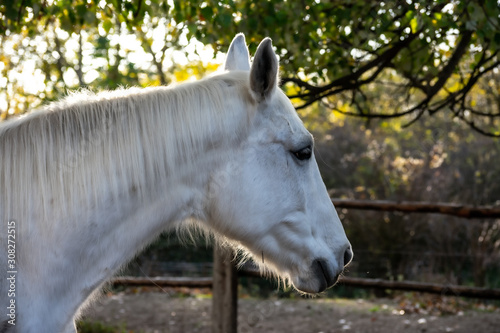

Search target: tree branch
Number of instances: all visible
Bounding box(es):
[427,30,473,105]
[134,0,143,19]
[75,32,85,87]
[136,27,169,85]
[284,31,421,106]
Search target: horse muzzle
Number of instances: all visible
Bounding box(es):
[297,245,354,294]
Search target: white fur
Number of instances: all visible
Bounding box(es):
[0,35,351,333]
[224,33,251,71]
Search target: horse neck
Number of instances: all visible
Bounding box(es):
[8,79,255,332]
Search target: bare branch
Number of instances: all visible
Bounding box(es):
[134,0,143,19]
[284,31,421,106]
[75,32,85,87]
[321,100,418,119]
[136,26,169,85]
[427,30,473,104]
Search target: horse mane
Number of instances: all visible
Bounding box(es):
[0,70,253,227]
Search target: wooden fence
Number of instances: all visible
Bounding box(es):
[331,199,500,218]
[111,199,500,333]
[112,273,500,300]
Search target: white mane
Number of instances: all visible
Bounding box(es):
[0,71,252,230]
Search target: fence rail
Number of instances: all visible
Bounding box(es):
[331,199,500,218]
[111,276,212,288]
[338,277,500,299]
[111,273,500,300]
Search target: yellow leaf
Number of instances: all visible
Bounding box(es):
[410,17,418,33]
[174,70,190,82]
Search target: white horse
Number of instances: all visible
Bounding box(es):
[0,34,352,333]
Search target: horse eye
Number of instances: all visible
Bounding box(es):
[292,146,312,161]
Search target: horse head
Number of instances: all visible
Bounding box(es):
[207,34,352,294]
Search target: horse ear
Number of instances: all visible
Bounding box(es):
[250,38,278,102]
[224,33,251,71]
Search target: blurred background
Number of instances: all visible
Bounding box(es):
[1,0,500,330]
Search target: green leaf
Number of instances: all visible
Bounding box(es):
[102,19,113,33]
[188,22,197,35]
[76,4,87,18]
[218,13,232,28]
[84,12,96,25]
[474,52,483,63]
[264,15,274,26]
[493,32,500,47]
[466,20,477,30]
[405,10,414,21]
[200,6,213,20]
[4,1,18,20]
[485,0,498,12]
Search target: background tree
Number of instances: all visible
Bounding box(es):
[1,0,499,135]
[1,0,499,288]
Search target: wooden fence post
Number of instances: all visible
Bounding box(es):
[212,245,238,333]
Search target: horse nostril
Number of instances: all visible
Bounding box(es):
[313,259,329,292]
[344,246,353,267]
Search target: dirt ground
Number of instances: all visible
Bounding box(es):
[81,289,500,333]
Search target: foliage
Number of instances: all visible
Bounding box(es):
[0,0,217,119]
[1,0,499,135]
[312,113,500,287]
[187,0,500,136]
